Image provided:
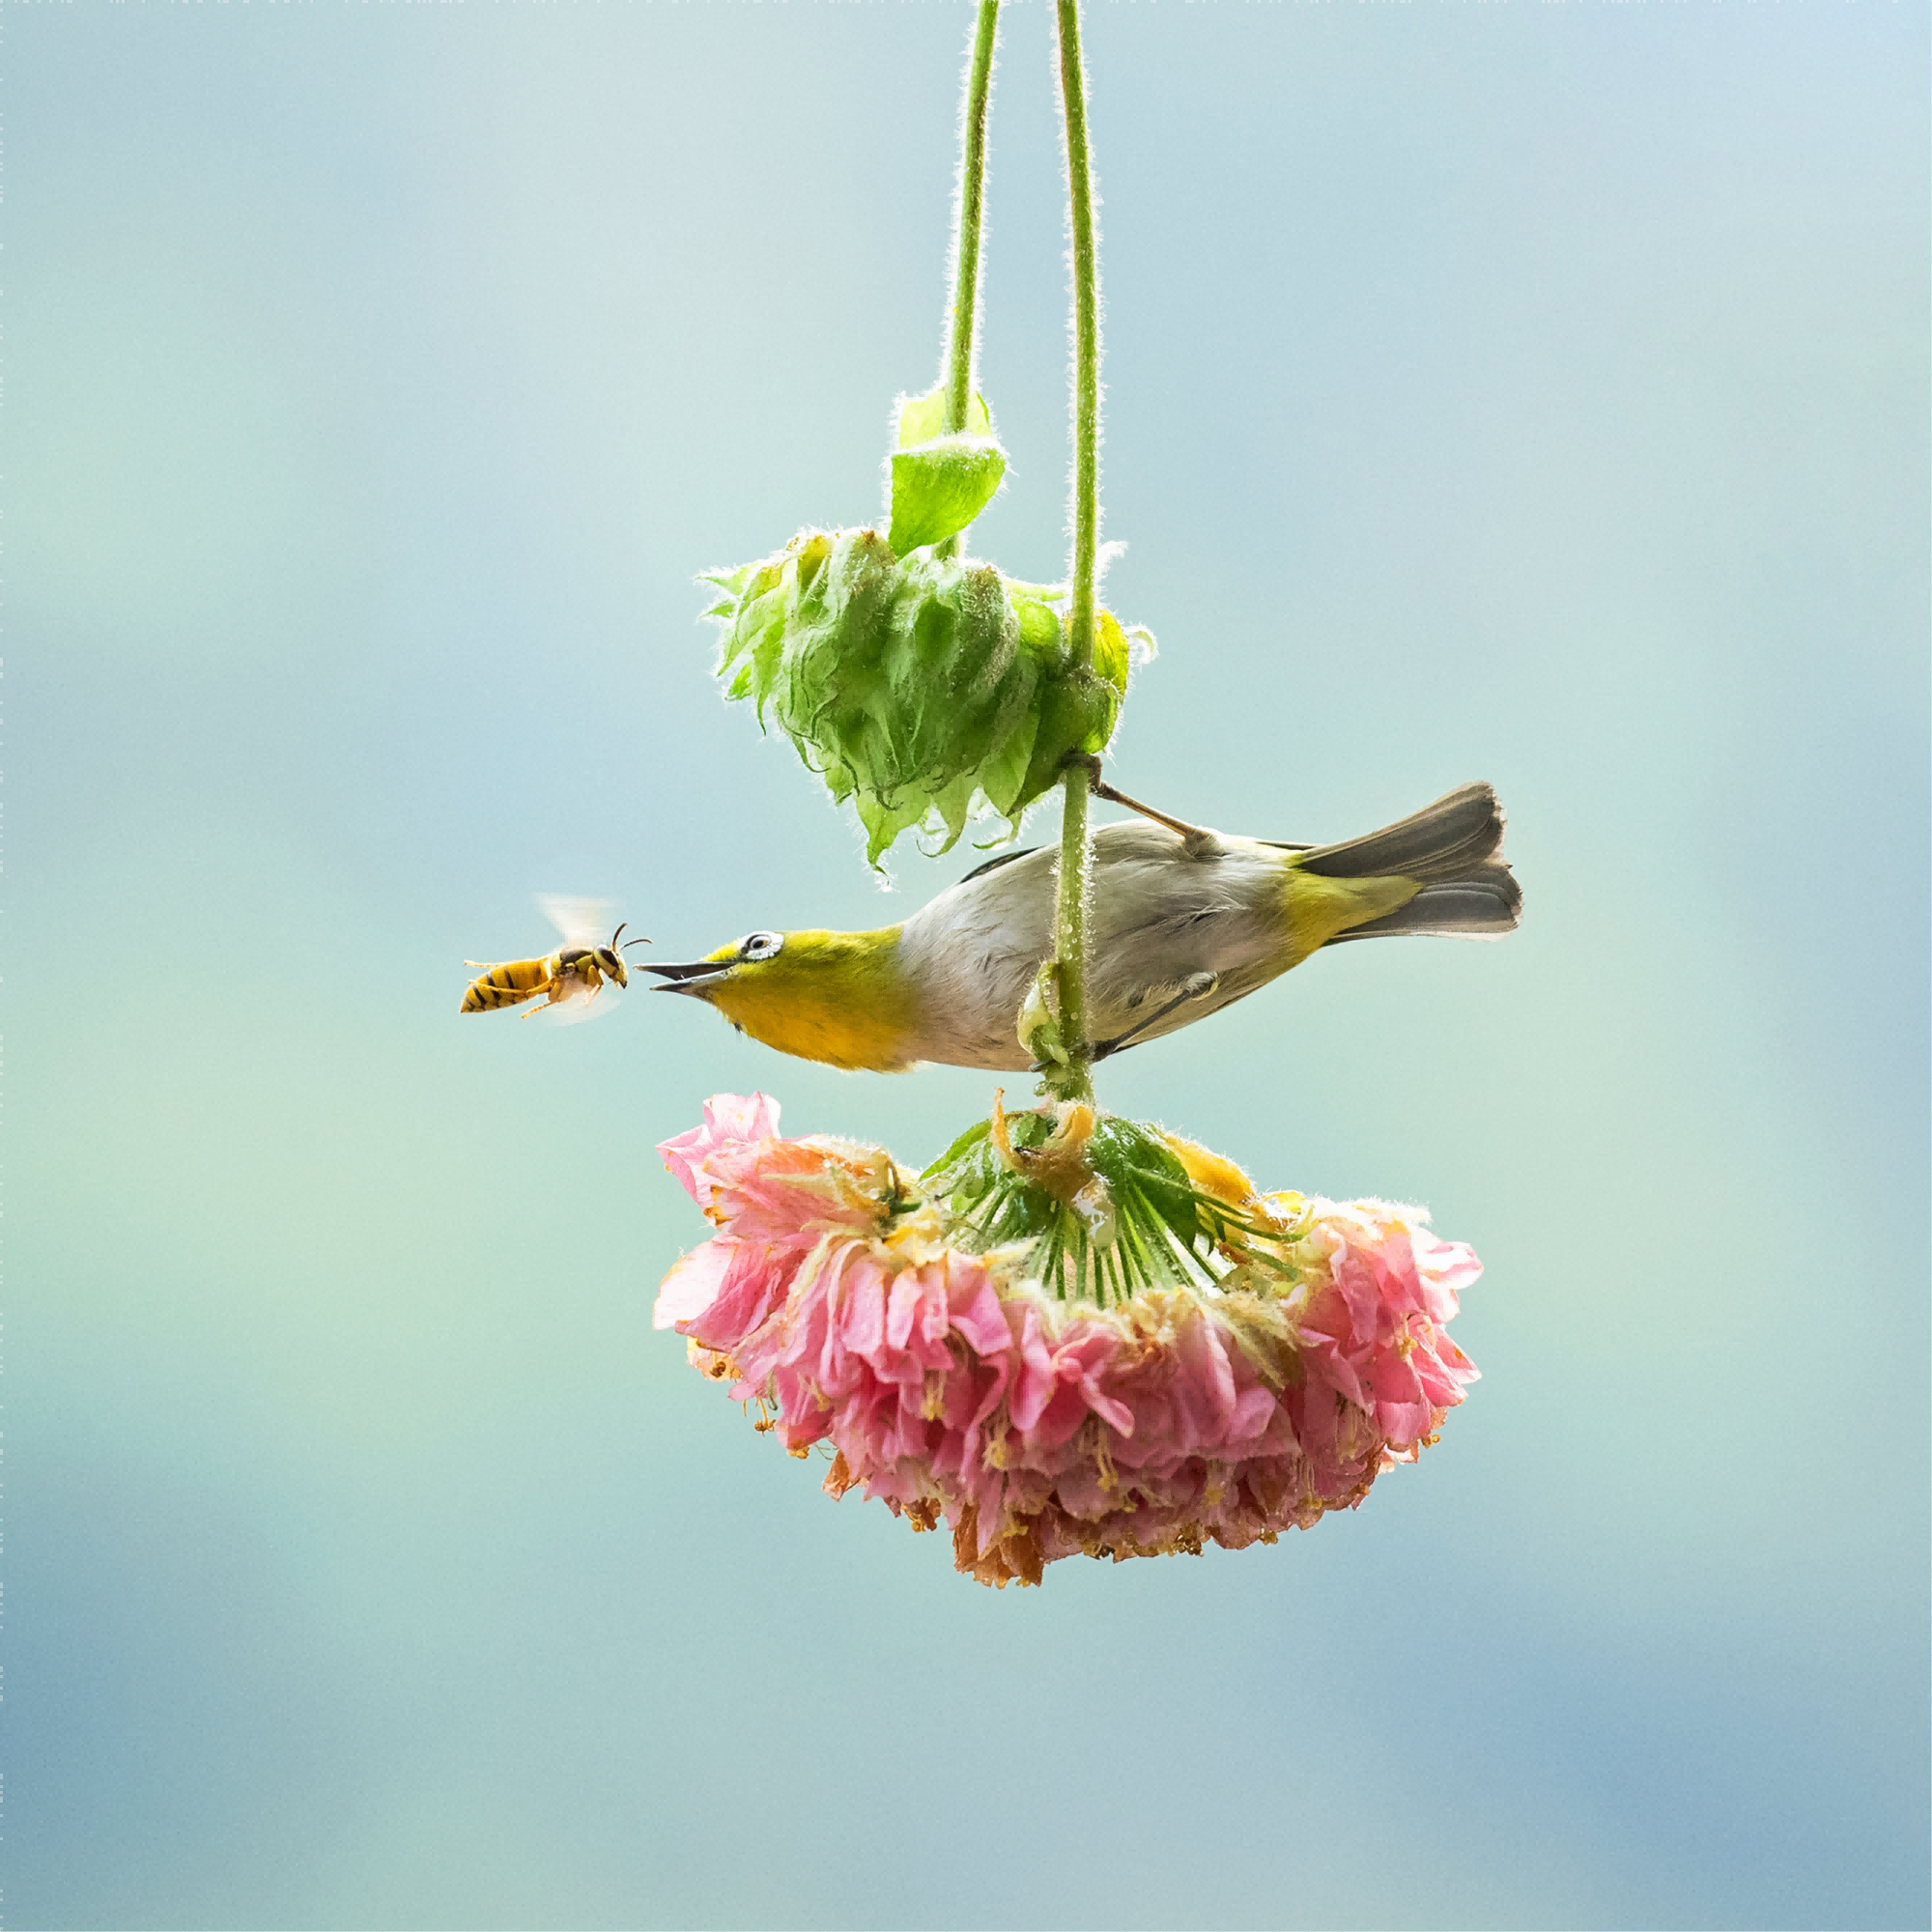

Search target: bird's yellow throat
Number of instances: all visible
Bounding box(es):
[701,927,921,1073]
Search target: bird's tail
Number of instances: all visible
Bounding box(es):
[1301,781,1522,940]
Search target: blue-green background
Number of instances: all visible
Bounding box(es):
[12,4,1927,1926]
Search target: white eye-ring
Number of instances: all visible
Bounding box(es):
[740,930,784,962]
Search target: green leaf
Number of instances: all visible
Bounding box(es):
[888,434,1007,554]
[895,384,992,450]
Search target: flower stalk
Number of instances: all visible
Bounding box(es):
[1049,0,1101,1104]
[940,1,1001,454]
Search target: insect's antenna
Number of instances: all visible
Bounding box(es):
[621,935,653,952]
[609,923,627,950]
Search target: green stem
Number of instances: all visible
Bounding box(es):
[1050,0,1100,1103]
[934,0,1001,563]
[1057,0,1100,673]
[1052,771,1094,1103]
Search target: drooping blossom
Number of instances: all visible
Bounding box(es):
[655,1094,1480,1587]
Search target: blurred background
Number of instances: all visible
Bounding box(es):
[11,4,1927,1927]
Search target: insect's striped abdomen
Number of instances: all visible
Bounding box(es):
[461,954,556,1012]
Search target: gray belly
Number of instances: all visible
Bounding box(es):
[896,822,1290,1070]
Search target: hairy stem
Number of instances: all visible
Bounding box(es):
[935,0,1002,563]
[1056,0,1100,673]
[1050,0,1100,1103]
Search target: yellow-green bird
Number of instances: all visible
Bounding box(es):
[647,781,1520,1072]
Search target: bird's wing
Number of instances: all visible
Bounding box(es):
[955,845,1042,883]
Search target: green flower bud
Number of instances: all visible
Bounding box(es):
[700,528,1151,868]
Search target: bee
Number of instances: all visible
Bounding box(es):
[461,895,651,1019]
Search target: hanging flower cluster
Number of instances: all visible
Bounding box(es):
[657,1094,1480,1588]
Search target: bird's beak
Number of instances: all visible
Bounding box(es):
[645,959,733,994]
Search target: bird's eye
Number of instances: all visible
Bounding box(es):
[739,930,784,963]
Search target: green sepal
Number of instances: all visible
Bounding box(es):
[915,1108,1296,1309]
[922,1116,993,1180]
[888,434,1008,554]
[697,562,758,625]
[895,384,993,449]
[1016,963,1069,1071]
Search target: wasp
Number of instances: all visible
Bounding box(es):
[461,896,651,1018]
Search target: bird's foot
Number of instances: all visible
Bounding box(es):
[1061,753,1221,859]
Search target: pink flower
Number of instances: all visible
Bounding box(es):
[657,1092,892,1244]
[658,1092,782,1213]
[656,1096,1482,1588]
[1292,1204,1480,1463]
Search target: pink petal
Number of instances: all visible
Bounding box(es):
[1227,1384,1278,1443]
[1079,1378,1136,1437]
[687,1242,799,1352]
[657,1092,783,1206]
[706,1092,782,1142]
[838,1260,889,1364]
[1173,1311,1238,1446]
[1009,1306,1058,1433]
[653,1240,733,1330]
[948,1267,1012,1360]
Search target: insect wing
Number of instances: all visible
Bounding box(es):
[541,982,617,1026]
[537,894,616,951]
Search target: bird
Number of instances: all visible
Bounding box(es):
[646,780,1520,1073]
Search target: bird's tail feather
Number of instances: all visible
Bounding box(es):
[1301,781,1505,883]
[1327,865,1522,941]
[1302,783,1522,938]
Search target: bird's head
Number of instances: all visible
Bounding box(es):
[646,925,919,1072]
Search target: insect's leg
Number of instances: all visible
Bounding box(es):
[1089,972,1220,1063]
